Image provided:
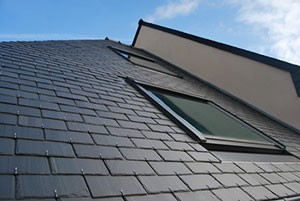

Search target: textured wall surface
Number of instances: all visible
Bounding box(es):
[0,39,300,200]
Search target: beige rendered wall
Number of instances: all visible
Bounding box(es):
[134,26,300,130]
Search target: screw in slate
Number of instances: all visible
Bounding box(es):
[54,189,58,198]
[13,133,17,139]
[14,167,18,175]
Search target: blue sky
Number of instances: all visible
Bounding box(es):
[1,0,299,65]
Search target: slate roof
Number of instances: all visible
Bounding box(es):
[133,19,300,96]
[0,39,300,200]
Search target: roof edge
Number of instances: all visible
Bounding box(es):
[132,19,144,47]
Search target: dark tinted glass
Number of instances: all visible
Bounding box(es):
[151,89,269,143]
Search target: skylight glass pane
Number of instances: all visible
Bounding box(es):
[151,89,270,143]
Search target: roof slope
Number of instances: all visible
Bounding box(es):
[0,39,300,200]
[133,20,300,96]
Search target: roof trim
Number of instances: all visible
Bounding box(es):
[133,19,300,96]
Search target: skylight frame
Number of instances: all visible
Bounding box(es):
[126,77,286,154]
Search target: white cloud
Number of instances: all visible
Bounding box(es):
[146,0,201,23]
[232,0,300,65]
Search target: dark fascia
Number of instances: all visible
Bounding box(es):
[132,19,300,96]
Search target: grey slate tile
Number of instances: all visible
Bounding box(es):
[17,175,89,198]
[16,140,75,157]
[18,116,42,128]
[0,138,14,155]
[45,130,94,144]
[185,162,221,174]
[214,162,244,173]
[108,106,136,115]
[188,143,208,152]
[0,125,43,140]
[148,124,174,132]
[164,141,194,151]
[83,115,119,127]
[278,172,300,182]
[50,157,109,175]
[158,150,194,162]
[86,176,146,197]
[67,122,108,134]
[0,94,17,104]
[19,98,59,110]
[132,138,168,150]
[0,87,17,97]
[142,130,172,140]
[188,151,219,162]
[238,174,270,186]
[266,184,296,197]
[127,193,177,201]
[169,133,195,143]
[271,163,295,172]
[242,186,277,200]
[135,110,158,118]
[255,163,280,173]
[42,110,83,122]
[127,115,156,124]
[18,91,39,100]
[92,134,134,147]
[0,155,50,174]
[0,103,41,117]
[138,175,189,193]
[0,113,17,125]
[61,105,97,116]
[14,199,55,201]
[260,173,288,184]
[149,161,192,175]
[0,175,15,199]
[284,182,300,193]
[213,174,249,187]
[62,198,123,201]
[120,147,162,161]
[40,95,75,105]
[105,160,155,175]
[175,190,220,201]
[287,163,300,171]
[180,174,222,190]
[74,144,123,159]
[235,162,264,173]
[0,80,18,89]
[43,118,68,130]
[96,110,128,120]
[19,116,67,130]
[107,126,144,138]
[213,187,253,201]
[117,103,142,111]
[117,120,150,130]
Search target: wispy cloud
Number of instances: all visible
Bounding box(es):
[231,0,300,65]
[145,0,201,23]
[0,33,100,41]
